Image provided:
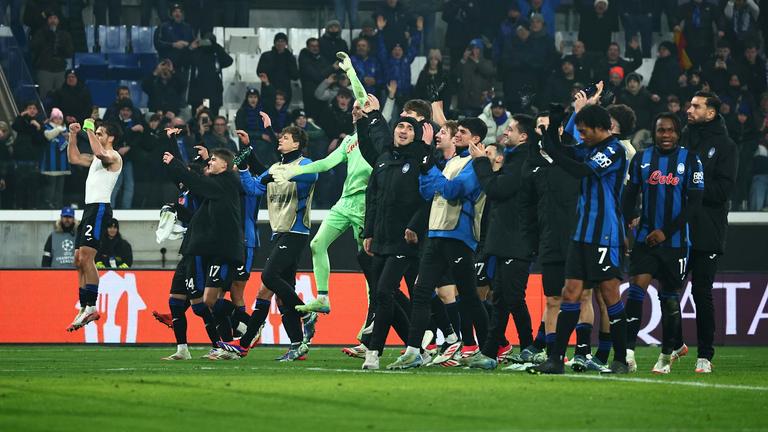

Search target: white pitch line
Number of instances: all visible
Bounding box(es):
[562,373,768,391]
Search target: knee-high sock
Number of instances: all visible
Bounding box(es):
[659,292,682,355]
[169,298,189,345]
[214,298,234,342]
[231,305,249,329]
[552,302,580,361]
[607,301,628,363]
[81,283,99,307]
[241,298,270,347]
[595,331,612,363]
[575,323,593,356]
[309,223,345,295]
[532,320,546,350]
[279,304,304,344]
[191,302,220,347]
[430,295,455,337]
[625,284,645,350]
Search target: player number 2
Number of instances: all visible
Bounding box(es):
[679,257,688,274]
[84,225,93,238]
[209,265,220,278]
[597,247,608,265]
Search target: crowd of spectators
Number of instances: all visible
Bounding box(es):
[0,0,766,211]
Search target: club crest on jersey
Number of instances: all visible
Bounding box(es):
[402,163,410,173]
[708,147,716,159]
[677,163,685,175]
[647,170,680,186]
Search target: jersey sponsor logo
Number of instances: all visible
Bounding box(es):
[402,163,410,173]
[590,152,612,168]
[647,170,680,186]
[708,147,716,159]
[346,140,358,154]
[677,163,685,175]
[693,171,704,184]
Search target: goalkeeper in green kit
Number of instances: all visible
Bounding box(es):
[274,52,375,314]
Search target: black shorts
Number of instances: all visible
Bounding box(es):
[75,203,112,250]
[565,241,623,284]
[170,255,206,298]
[233,247,257,282]
[474,254,497,287]
[541,262,565,297]
[204,258,235,290]
[437,272,455,287]
[629,243,688,291]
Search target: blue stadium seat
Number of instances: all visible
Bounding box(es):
[85,25,96,52]
[119,80,149,108]
[74,52,108,81]
[130,26,156,54]
[138,53,159,77]
[107,53,142,80]
[86,79,120,107]
[98,25,128,53]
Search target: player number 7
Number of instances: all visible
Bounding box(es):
[598,247,607,265]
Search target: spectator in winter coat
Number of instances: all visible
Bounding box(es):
[703,41,738,94]
[618,0,655,57]
[49,70,92,124]
[737,43,767,97]
[562,40,593,83]
[442,0,483,71]
[203,116,238,153]
[96,219,133,269]
[111,100,146,209]
[142,58,185,114]
[299,38,336,119]
[722,0,760,56]
[648,41,682,100]
[617,72,661,148]
[458,38,497,116]
[518,0,560,36]
[154,3,195,69]
[39,107,70,209]
[414,49,450,105]
[677,0,721,67]
[29,9,73,98]
[11,102,45,209]
[0,121,15,208]
[235,88,277,173]
[257,32,300,103]
[578,0,615,56]
[318,87,354,149]
[376,15,422,104]
[262,86,291,134]
[104,86,143,122]
[319,19,349,65]
[188,33,233,118]
[372,0,414,54]
[351,37,384,95]
[542,58,580,107]
[479,98,513,144]
[493,4,526,64]
[594,40,643,83]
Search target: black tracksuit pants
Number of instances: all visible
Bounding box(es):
[261,232,308,343]
[368,254,419,353]
[481,257,533,359]
[689,249,719,360]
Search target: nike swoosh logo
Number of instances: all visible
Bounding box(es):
[641,163,650,168]
[532,167,540,173]
[279,245,288,249]
[602,266,611,272]
[505,259,513,264]
[609,319,621,325]
[371,119,379,125]
[378,163,385,168]
[626,317,639,322]
[396,255,405,259]
[172,318,179,322]
[709,254,717,259]
[576,344,587,348]
[454,257,463,264]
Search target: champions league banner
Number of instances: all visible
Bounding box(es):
[0,270,766,345]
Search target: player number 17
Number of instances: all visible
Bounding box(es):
[679,257,688,274]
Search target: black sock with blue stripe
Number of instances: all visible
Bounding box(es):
[241,298,270,347]
[532,320,546,350]
[82,284,99,307]
[279,304,304,344]
[575,322,593,356]
[191,302,220,347]
[213,298,234,342]
[552,302,580,361]
[169,298,189,345]
[607,300,628,364]
[545,333,556,356]
[625,284,645,350]
[231,305,249,329]
[595,331,612,363]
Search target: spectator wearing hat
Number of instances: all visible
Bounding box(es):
[542,57,580,106]
[96,219,133,269]
[594,40,643,84]
[518,0,558,36]
[458,37,496,116]
[414,48,450,105]
[235,88,277,172]
[677,0,722,68]
[494,4,526,65]
[12,101,45,209]
[351,37,384,95]
[188,32,233,117]
[605,65,626,96]
[479,98,513,144]
[319,19,349,65]
[39,107,70,209]
[29,9,73,99]
[648,41,683,100]
[617,0,654,58]
[49,69,92,124]
[372,0,415,54]
[154,3,195,70]
[0,121,15,208]
[104,86,144,123]
[299,37,336,119]
[41,207,78,268]
[616,72,660,149]
[257,32,300,103]
[578,0,617,56]
[376,14,422,105]
[22,0,61,38]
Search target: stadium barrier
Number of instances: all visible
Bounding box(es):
[0,270,766,345]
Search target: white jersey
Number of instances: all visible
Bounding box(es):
[85,152,122,204]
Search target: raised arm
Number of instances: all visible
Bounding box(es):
[86,123,119,166]
[66,123,93,167]
[339,52,368,106]
[163,153,226,199]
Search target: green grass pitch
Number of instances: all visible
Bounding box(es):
[1,346,767,431]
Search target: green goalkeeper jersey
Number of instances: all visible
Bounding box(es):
[292,134,371,198]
